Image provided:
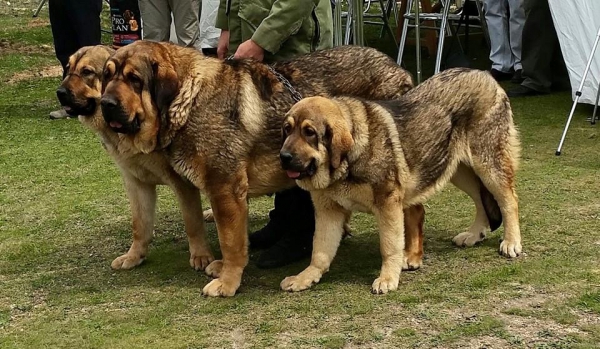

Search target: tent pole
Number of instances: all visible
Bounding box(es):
[556,25,600,156]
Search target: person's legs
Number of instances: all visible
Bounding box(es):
[254,187,315,269]
[139,0,172,42]
[68,0,103,48]
[170,0,201,47]
[49,0,78,79]
[508,0,525,72]
[513,0,555,94]
[484,0,512,76]
[49,0,101,119]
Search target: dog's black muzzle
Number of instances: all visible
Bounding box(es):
[100,95,140,134]
[56,86,96,117]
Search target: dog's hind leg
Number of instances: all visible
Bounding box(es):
[476,171,521,258]
[403,204,425,271]
[451,163,491,248]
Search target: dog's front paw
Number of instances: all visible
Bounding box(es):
[202,278,239,297]
[205,260,223,278]
[371,276,399,294]
[190,252,214,271]
[452,231,485,247]
[111,253,145,270]
[499,239,522,258]
[281,269,322,292]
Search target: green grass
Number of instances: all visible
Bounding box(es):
[1,5,600,349]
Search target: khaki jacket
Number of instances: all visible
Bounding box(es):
[216,0,334,63]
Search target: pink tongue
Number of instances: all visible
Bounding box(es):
[286,170,301,179]
[110,121,123,128]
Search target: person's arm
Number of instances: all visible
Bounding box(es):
[251,0,320,55]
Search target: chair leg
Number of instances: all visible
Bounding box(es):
[378,0,397,44]
[345,0,354,45]
[396,0,414,66]
[592,83,600,125]
[435,0,452,73]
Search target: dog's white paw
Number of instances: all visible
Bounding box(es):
[205,260,223,278]
[189,252,214,271]
[202,278,238,297]
[111,253,144,270]
[499,239,522,258]
[280,273,320,292]
[453,231,486,247]
[371,276,399,295]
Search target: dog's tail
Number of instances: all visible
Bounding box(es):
[480,180,502,232]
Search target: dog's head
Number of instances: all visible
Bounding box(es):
[100,40,181,153]
[280,96,354,189]
[56,45,115,118]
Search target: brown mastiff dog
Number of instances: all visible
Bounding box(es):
[56,45,214,272]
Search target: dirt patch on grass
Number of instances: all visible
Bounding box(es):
[27,17,49,28]
[0,39,53,55]
[5,64,62,84]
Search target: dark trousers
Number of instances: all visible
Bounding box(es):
[49,0,103,79]
[520,0,569,93]
[270,187,315,242]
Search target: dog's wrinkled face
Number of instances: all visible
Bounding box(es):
[100,41,180,152]
[57,45,114,117]
[280,96,354,188]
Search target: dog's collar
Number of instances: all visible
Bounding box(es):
[225,55,303,103]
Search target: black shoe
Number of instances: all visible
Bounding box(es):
[490,69,513,82]
[249,220,284,250]
[511,69,524,84]
[255,231,313,269]
[506,85,544,98]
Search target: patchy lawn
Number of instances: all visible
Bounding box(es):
[1,4,599,349]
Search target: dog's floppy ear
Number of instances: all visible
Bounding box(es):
[151,61,180,117]
[325,113,354,169]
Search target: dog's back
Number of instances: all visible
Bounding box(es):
[273,45,414,100]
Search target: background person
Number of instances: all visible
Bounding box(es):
[215,0,333,269]
[48,0,103,119]
[139,0,201,47]
[507,0,570,97]
[483,0,525,83]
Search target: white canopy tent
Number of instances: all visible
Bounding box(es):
[548,0,600,105]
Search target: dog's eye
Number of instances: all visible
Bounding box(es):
[129,74,142,88]
[82,68,94,76]
[283,123,292,135]
[303,127,316,138]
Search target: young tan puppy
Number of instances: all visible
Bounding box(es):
[279,68,522,294]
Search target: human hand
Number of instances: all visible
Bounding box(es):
[234,39,264,61]
[217,30,230,59]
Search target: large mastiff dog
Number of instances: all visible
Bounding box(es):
[100,41,423,297]
[279,68,523,294]
[56,45,214,271]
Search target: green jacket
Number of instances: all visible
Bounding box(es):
[216,0,334,63]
